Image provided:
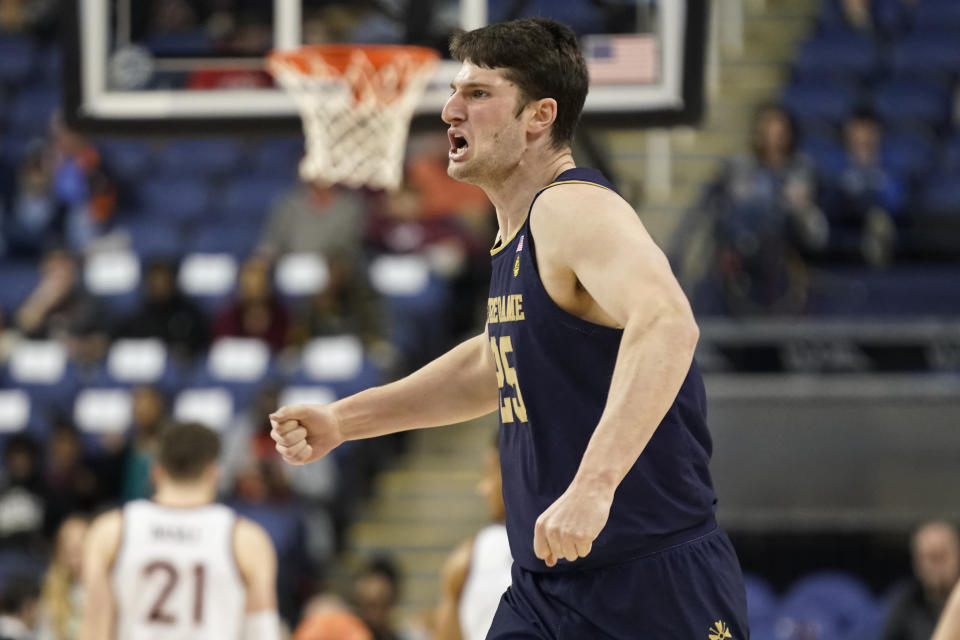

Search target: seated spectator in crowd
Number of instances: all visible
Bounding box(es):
[15,248,108,341]
[821,0,914,39]
[0,575,40,640]
[116,258,209,362]
[111,385,171,502]
[0,435,45,553]
[832,108,905,266]
[706,104,828,315]
[214,256,291,352]
[257,182,367,265]
[48,114,116,254]
[3,141,63,259]
[0,0,57,36]
[42,425,100,536]
[37,515,88,640]
[351,556,421,640]
[884,520,960,640]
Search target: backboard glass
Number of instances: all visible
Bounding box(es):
[63,0,707,135]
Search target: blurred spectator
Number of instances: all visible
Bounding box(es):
[258,183,367,264]
[0,435,45,553]
[351,556,419,640]
[0,575,40,640]
[831,108,905,267]
[705,104,828,315]
[884,521,960,640]
[290,255,385,349]
[0,0,57,37]
[214,256,291,351]
[3,142,62,259]
[115,258,209,361]
[433,436,511,640]
[116,386,171,502]
[42,426,99,536]
[14,249,108,346]
[820,0,913,39]
[37,516,87,640]
[48,115,116,254]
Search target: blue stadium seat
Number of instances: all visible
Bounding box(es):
[943,134,960,173]
[489,0,606,35]
[288,336,382,398]
[920,173,960,219]
[1,342,79,413]
[37,43,61,85]
[122,219,184,259]
[783,82,859,129]
[146,30,215,56]
[251,138,303,178]
[794,34,881,81]
[0,35,36,85]
[874,81,951,132]
[799,136,846,176]
[222,176,291,223]
[779,572,877,639]
[743,573,778,632]
[159,138,243,179]
[881,133,935,179]
[913,1,960,32]
[97,139,154,182]
[8,86,60,138]
[191,338,277,410]
[893,34,960,80]
[0,260,40,315]
[190,223,260,257]
[138,177,213,224]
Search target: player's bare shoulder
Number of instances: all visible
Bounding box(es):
[87,508,124,564]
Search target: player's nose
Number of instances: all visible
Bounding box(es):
[441,91,465,125]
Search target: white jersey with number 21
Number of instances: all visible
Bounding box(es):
[112,500,246,640]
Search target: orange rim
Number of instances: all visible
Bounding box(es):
[268,44,440,76]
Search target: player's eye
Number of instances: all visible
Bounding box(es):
[472,89,487,98]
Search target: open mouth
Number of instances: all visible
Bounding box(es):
[449,132,469,159]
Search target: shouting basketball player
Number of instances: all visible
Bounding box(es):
[80,422,281,640]
[271,17,749,638]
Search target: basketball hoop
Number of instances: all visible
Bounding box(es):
[268,44,440,191]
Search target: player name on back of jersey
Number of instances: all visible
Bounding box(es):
[487,295,525,325]
[151,523,202,544]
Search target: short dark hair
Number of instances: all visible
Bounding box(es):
[450,18,589,148]
[155,422,221,481]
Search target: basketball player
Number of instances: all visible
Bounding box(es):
[79,421,281,640]
[434,437,511,640]
[934,579,960,640]
[271,17,749,638]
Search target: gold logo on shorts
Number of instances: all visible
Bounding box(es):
[513,255,520,277]
[708,620,732,640]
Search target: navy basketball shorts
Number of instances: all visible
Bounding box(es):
[487,526,749,639]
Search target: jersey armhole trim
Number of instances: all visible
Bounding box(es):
[489,179,616,256]
[229,514,247,591]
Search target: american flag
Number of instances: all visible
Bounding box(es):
[583,34,659,85]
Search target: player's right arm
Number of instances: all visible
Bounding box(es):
[234,517,282,640]
[271,331,499,465]
[433,538,474,640]
[79,509,123,640]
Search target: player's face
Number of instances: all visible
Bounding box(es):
[441,62,527,185]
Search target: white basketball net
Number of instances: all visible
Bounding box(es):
[270,48,438,191]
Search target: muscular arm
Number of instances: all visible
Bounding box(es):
[234,517,282,640]
[271,332,500,464]
[530,184,700,564]
[79,510,123,640]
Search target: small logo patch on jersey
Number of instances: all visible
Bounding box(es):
[708,620,732,640]
[516,234,525,252]
[513,255,520,277]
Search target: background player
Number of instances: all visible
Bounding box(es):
[271,17,747,638]
[433,436,511,640]
[80,421,281,640]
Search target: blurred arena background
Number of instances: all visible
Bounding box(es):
[0,0,958,638]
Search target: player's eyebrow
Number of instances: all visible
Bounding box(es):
[450,81,495,92]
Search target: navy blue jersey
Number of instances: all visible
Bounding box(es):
[487,167,718,573]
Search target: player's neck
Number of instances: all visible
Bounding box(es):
[153,483,216,509]
[487,148,575,244]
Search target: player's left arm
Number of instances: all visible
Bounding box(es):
[234,517,282,640]
[79,510,123,640]
[529,184,700,567]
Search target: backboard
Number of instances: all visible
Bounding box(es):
[63,0,707,136]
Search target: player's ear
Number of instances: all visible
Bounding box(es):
[526,97,558,137]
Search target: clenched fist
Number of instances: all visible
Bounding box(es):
[533,481,614,567]
[269,403,345,465]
